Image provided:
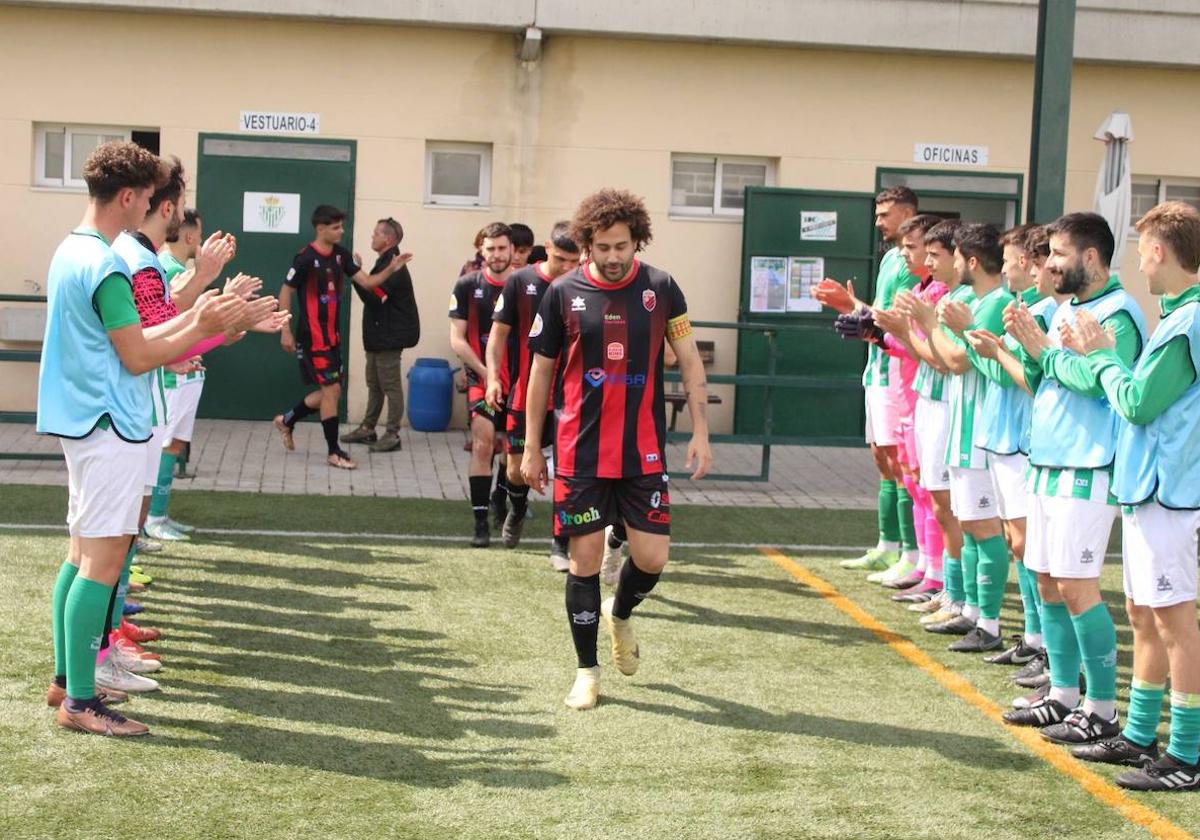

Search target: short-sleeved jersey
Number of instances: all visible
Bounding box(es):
[945,282,1013,469]
[493,262,555,411]
[529,260,687,479]
[285,243,359,351]
[449,268,508,390]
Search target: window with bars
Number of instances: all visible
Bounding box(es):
[670,154,773,217]
[1131,178,1200,232]
[34,124,160,189]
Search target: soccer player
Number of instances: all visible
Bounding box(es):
[1066,202,1200,791]
[450,221,515,547]
[521,188,712,711]
[486,221,580,564]
[508,222,536,269]
[273,205,410,469]
[39,141,244,735]
[1001,212,1147,745]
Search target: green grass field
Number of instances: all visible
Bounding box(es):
[1,485,1196,840]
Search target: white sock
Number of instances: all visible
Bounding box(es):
[1024,632,1044,649]
[1049,686,1081,707]
[1083,698,1116,720]
[950,601,964,615]
[977,617,1000,636]
[962,604,981,622]
[878,540,900,552]
[915,552,929,573]
[901,549,919,567]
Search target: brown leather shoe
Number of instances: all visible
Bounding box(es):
[45,683,128,707]
[55,700,148,736]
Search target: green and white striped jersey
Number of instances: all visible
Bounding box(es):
[150,366,169,428]
[945,283,1012,469]
[862,247,919,388]
[159,250,205,389]
[1028,465,1116,506]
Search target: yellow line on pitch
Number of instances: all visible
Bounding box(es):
[759,547,1195,840]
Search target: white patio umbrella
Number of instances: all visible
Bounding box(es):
[1093,110,1134,268]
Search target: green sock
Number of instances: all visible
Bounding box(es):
[51,560,78,679]
[1167,692,1200,765]
[1016,561,1042,636]
[942,553,965,603]
[878,480,900,544]
[149,451,177,518]
[1042,601,1081,690]
[1122,678,1165,748]
[960,535,979,608]
[895,487,917,552]
[64,575,112,701]
[1071,602,1118,703]
[109,544,136,631]
[976,534,1010,621]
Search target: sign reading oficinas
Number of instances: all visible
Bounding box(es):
[914,143,989,167]
[239,111,321,135]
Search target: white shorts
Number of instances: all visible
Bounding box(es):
[144,424,166,493]
[987,451,1029,521]
[949,465,1000,522]
[1122,502,1200,608]
[163,380,203,443]
[61,428,146,538]
[865,384,902,447]
[1024,493,1116,579]
[914,396,951,491]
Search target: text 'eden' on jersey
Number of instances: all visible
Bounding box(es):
[529,260,688,479]
[449,268,507,389]
[286,243,360,352]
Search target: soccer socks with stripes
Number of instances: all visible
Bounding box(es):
[877,480,900,545]
[469,475,491,525]
[1122,679,1166,748]
[565,572,600,668]
[612,556,661,620]
[109,542,136,632]
[64,575,112,701]
[960,535,979,610]
[1016,561,1043,646]
[321,416,340,455]
[942,552,964,604]
[975,534,1010,622]
[508,483,530,519]
[51,560,78,684]
[896,484,917,553]
[1072,602,1118,718]
[1167,692,1200,765]
[149,451,177,518]
[1042,601,1082,707]
[282,400,316,428]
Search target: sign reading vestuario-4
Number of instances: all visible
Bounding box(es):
[239,111,321,135]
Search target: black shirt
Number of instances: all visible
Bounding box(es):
[353,247,420,352]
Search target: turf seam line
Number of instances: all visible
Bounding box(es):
[760,547,1196,840]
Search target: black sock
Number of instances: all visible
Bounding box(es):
[321,416,340,455]
[283,400,316,428]
[53,674,66,689]
[612,556,660,620]
[566,572,600,668]
[508,483,529,518]
[469,475,491,524]
[554,535,570,551]
[492,461,509,508]
[611,522,628,545]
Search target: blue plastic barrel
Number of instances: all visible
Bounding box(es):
[407,358,457,432]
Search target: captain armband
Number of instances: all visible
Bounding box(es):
[667,314,693,341]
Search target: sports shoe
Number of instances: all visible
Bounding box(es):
[867,558,914,584]
[563,666,601,710]
[1013,652,1051,688]
[471,520,490,549]
[368,432,401,452]
[273,415,295,451]
[1041,709,1119,745]
[130,564,145,575]
[340,426,377,444]
[985,636,1042,666]
[1002,696,1073,727]
[600,530,624,586]
[1115,754,1200,792]
[110,645,161,674]
[120,618,160,643]
[894,586,940,604]
[926,614,975,636]
[501,510,525,549]
[548,541,570,573]
[55,698,149,737]
[948,626,1003,652]
[883,568,926,591]
[919,603,960,626]
[95,657,159,693]
[601,596,640,676]
[144,518,189,542]
[129,570,153,586]
[122,601,144,616]
[113,632,161,663]
[135,536,162,554]
[164,516,194,534]
[46,682,127,708]
[1011,682,1050,710]
[1072,735,1160,767]
[911,590,949,613]
[327,450,358,470]
[840,548,895,571]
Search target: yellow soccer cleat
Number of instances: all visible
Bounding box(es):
[564,666,601,711]
[601,596,640,676]
[919,604,960,626]
[129,570,153,586]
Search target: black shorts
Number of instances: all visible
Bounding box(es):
[553,472,671,538]
[506,409,554,454]
[298,346,343,387]
[467,384,506,432]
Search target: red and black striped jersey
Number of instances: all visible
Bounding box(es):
[285,243,360,351]
[529,260,688,479]
[492,262,554,412]
[449,268,508,390]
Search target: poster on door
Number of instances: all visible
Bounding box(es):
[242,192,301,234]
[787,256,824,312]
[749,256,788,313]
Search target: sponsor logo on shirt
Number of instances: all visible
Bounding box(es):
[1080,549,1095,564]
[646,453,659,463]
[607,342,625,361]
[978,495,992,509]
[571,296,586,312]
[643,290,656,312]
[646,509,670,525]
[529,313,544,338]
[448,292,458,310]
[1157,575,1173,592]
[559,506,602,527]
[286,267,296,282]
[650,490,662,509]
[585,368,646,388]
[604,313,624,323]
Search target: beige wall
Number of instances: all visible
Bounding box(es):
[3,7,1199,426]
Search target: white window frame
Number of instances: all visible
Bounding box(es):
[1130,176,1200,236]
[669,153,775,218]
[424,141,492,208]
[34,123,133,189]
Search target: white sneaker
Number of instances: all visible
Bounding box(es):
[909,588,949,613]
[110,645,162,675]
[563,666,600,710]
[145,517,189,542]
[600,528,624,586]
[164,516,195,534]
[96,657,160,693]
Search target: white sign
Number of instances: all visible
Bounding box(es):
[787,256,824,312]
[800,211,838,241]
[914,143,989,167]
[242,192,301,234]
[239,111,321,135]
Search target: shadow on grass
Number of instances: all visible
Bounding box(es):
[648,595,877,647]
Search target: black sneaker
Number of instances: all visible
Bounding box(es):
[1072,735,1160,767]
[925,614,976,636]
[1115,754,1200,792]
[501,510,525,549]
[1040,709,1119,745]
[948,626,1003,653]
[471,520,490,548]
[985,635,1042,666]
[1003,696,1073,727]
[1012,651,1049,686]
[1011,682,1050,710]
[491,492,508,532]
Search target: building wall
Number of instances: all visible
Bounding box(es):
[2,6,1198,425]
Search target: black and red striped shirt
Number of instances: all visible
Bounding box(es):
[449,268,508,390]
[492,262,554,412]
[529,260,688,479]
[285,243,360,351]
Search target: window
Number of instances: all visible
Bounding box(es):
[34,124,160,189]
[670,154,773,217]
[1131,178,1200,232]
[425,141,491,207]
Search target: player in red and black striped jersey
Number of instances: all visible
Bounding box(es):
[274,204,410,469]
[450,221,515,547]
[522,189,712,711]
[486,221,581,559]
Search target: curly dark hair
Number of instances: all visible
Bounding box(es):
[569,189,652,251]
[148,155,185,214]
[82,140,167,203]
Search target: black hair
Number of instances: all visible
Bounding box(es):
[875,186,919,209]
[1047,212,1116,268]
[549,220,579,253]
[954,223,1004,275]
[311,204,345,227]
[148,155,185,214]
[507,222,535,249]
[923,219,962,251]
[377,217,403,243]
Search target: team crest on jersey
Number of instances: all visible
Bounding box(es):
[328,281,336,292]
[529,314,543,338]
[286,268,296,282]
[642,290,656,312]
[474,287,484,299]
[607,342,625,361]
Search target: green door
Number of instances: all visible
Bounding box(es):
[194,134,357,420]
[734,187,876,444]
